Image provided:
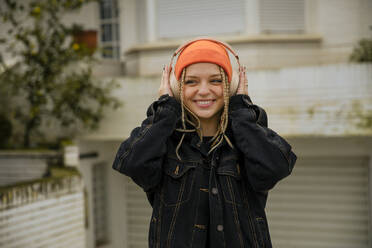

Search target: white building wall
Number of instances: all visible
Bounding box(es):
[317,0,364,46]
[121,0,372,76]
[80,63,372,141]
[360,0,372,37]
[2,0,371,74]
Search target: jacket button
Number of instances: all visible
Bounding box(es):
[211,187,218,195]
[217,225,223,231]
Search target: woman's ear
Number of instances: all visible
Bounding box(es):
[229,69,239,96]
[169,69,180,101]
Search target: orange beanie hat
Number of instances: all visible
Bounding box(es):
[174,40,232,82]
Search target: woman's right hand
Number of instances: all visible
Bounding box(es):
[158,65,174,97]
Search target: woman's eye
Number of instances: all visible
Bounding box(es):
[211,79,222,83]
[185,80,197,85]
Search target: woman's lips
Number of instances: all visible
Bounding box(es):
[194,100,215,108]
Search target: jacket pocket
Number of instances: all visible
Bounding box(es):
[161,159,196,207]
[216,161,245,206]
[256,217,271,248]
[191,224,208,248]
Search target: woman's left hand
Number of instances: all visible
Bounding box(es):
[236,66,248,95]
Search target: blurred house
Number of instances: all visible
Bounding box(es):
[1,0,372,248]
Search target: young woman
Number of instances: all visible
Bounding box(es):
[112,38,297,248]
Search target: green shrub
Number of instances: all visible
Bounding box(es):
[0,0,121,148]
[350,39,372,62]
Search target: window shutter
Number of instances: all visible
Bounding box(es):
[156,0,245,38]
[260,0,305,33]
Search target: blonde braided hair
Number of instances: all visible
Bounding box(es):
[175,66,233,160]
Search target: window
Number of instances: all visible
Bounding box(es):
[99,0,120,59]
[260,0,305,33]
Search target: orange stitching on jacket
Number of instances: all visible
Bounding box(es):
[194,224,206,229]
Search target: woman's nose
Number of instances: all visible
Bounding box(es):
[197,81,210,95]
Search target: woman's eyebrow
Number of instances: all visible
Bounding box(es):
[186,74,221,78]
[209,74,221,77]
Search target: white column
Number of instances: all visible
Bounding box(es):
[305,0,318,33]
[119,0,136,57]
[245,0,260,34]
[80,159,95,248]
[146,0,156,42]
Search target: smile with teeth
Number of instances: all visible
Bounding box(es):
[194,100,215,108]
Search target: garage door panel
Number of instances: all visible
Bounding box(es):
[269,210,367,222]
[273,184,368,194]
[270,190,367,201]
[274,239,367,248]
[266,156,370,248]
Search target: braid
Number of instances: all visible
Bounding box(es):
[175,69,202,160]
[222,67,234,149]
[209,67,233,154]
[180,69,186,130]
[222,67,230,131]
[176,69,187,160]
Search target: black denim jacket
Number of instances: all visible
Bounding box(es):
[112,94,297,248]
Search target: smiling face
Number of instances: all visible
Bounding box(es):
[182,63,225,126]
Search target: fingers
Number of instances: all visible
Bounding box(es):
[243,66,248,95]
[161,65,166,86]
[243,66,248,87]
[162,65,170,84]
[165,65,173,97]
[239,66,244,85]
[159,64,173,97]
[237,66,248,95]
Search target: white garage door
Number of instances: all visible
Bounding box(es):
[125,157,370,248]
[126,176,152,248]
[266,157,370,248]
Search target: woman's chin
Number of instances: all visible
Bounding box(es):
[195,111,221,122]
